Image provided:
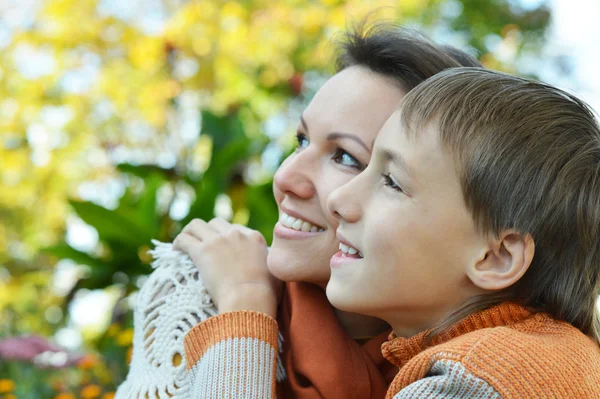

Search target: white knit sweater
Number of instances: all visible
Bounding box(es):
[115,241,285,399]
[115,241,218,399]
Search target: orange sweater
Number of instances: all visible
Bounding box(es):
[184,301,600,398]
[185,282,395,398]
[382,302,600,398]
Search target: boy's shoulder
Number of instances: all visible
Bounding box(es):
[425,312,600,397]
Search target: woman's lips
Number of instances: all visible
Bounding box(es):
[273,222,324,240]
[278,205,326,230]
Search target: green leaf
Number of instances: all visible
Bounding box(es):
[126,173,163,234]
[201,110,246,152]
[247,182,278,243]
[69,200,152,245]
[184,179,218,224]
[42,244,106,270]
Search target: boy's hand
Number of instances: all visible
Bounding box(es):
[173,218,282,318]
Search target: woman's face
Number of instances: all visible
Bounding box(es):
[326,111,486,335]
[267,66,405,286]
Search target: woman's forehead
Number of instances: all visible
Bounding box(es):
[301,67,404,138]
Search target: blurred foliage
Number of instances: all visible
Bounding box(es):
[0,0,552,395]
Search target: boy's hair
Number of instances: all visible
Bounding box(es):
[334,23,481,92]
[400,67,600,342]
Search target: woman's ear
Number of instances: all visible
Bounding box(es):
[467,231,535,291]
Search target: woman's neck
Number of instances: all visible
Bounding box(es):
[333,308,391,339]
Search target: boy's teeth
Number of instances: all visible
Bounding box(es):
[338,242,361,256]
[280,212,324,233]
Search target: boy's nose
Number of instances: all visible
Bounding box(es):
[327,178,362,224]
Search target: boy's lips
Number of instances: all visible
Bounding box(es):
[331,231,363,268]
[336,232,362,255]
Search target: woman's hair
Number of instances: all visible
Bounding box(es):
[400,68,600,343]
[334,22,481,92]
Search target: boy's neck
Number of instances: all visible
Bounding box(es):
[333,308,391,340]
[314,281,390,339]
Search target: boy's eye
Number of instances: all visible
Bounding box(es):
[296,133,309,150]
[333,149,364,170]
[381,173,404,193]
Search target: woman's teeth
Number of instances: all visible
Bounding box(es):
[280,212,325,233]
[339,243,363,257]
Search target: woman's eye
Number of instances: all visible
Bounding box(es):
[333,149,364,170]
[296,133,309,150]
[381,173,404,193]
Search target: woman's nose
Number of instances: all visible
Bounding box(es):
[273,153,316,200]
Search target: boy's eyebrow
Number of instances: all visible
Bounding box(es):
[300,114,371,153]
[381,148,416,179]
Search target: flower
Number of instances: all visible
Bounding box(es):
[0,379,15,393]
[116,328,134,346]
[77,354,98,370]
[80,384,102,399]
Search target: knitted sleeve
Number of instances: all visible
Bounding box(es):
[184,310,279,398]
[392,359,502,399]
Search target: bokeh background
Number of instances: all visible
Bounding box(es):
[0,0,599,397]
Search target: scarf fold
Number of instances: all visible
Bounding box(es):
[276,282,397,399]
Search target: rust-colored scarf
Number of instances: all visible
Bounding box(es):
[276,282,397,398]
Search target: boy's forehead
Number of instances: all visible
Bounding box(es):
[379,109,441,145]
[375,113,449,173]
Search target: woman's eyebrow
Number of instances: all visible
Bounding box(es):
[300,115,309,132]
[326,133,371,153]
[300,114,370,153]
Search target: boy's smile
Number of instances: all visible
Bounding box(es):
[327,110,487,336]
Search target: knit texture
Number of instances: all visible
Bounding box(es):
[185,311,280,398]
[393,359,501,398]
[383,302,600,399]
[115,241,218,399]
[183,282,397,398]
[116,241,286,399]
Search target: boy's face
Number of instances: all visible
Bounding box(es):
[326,110,487,335]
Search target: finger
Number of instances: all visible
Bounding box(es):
[180,218,219,241]
[235,225,267,246]
[208,217,233,234]
[173,232,202,254]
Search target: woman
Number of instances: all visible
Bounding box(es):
[170,24,480,398]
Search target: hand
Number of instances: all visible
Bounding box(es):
[173,218,282,318]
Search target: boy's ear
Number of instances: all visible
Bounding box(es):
[467,231,535,291]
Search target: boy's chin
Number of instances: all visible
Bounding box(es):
[325,278,360,312]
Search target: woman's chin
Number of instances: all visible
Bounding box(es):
[267,245,330,285]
